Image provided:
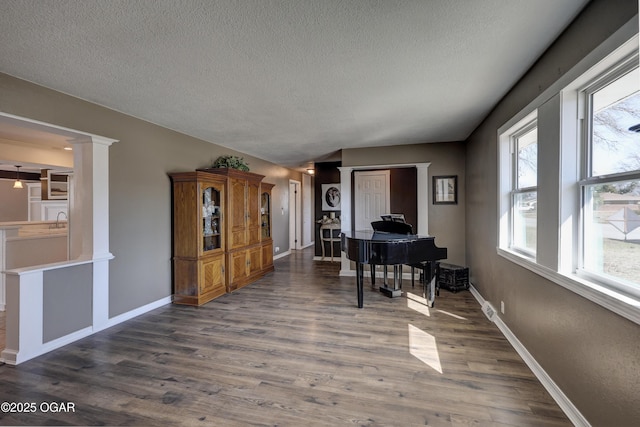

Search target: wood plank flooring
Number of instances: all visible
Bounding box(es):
[0,248,571,426]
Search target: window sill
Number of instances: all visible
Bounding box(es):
[497,247,640,326]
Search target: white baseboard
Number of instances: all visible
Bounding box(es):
[1,295,173,365]
[104,296,172,330]
[0,348,17,364]
[300,241,315,249]
[1,326,94,365]
[274,250,291,261]
[468,284,589,427]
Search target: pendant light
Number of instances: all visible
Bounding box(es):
[13,165,23,189]
[306,162,315,175]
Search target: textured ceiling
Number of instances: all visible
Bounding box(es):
[0,0,588,168]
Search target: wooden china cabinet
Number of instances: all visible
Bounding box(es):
[169,168,275,305]
[210,168,272,292]
[169,171,227,306]
[260,182,275,274]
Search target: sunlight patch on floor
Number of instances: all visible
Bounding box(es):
[407,298,431,317]
[435,309,467,320]
[408,324,442,373]
[405,291,427,303]
[406,291,423,301]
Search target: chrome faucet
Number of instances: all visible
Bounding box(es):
[55,211,68,228]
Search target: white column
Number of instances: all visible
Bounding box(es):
[1,270,43,365]
[338,167,354,275]
[70,135,116,331]
[416,163,430,235]
[0,226,20,311]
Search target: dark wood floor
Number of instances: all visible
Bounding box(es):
[0,248,571,426]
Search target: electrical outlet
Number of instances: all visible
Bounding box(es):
[275,246,280,252]
[501,300,505,314]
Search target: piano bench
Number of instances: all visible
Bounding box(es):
[437,263,469,293]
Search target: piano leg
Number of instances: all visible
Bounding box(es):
[393,265,402,290]
[370,264,376,287]
[379,264,403,298]
[356,262,364,308]
[420,264,426,300]
[423,261,436,307]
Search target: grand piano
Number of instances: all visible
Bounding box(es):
[341,230,447,308]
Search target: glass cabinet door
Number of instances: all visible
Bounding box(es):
[261,192,271,239]
[202,185,222,252]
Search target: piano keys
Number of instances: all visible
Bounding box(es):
[341,230,447,308]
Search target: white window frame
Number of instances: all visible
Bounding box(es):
[497,23,640,326]
[576,55,640,299]
[499,114,538,259]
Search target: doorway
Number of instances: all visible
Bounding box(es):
[338,162,430,276]
[289,179,302,251]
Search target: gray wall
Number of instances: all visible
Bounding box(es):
[465,1,639,425]
[343,141,466,266]
[0,73,301,317]
[0,180,28,221]
[43,264,93,342]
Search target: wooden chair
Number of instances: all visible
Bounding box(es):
[320,223,341,261]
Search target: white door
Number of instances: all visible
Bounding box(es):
[354,170,390,231]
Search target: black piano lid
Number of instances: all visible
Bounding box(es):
[341,230,433,241]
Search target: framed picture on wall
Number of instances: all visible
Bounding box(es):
[433,175,457,205]
[321,183,341,210]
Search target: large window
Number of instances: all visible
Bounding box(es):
[511,123,538,256]
[580,62,640,297]
[498,29,639,324]
[498,111,538,259]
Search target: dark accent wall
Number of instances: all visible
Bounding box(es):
[313,163,418,257]
[347,167,418,233]
[314,161,341,257]
[0,170,40,182]
[390,168,417,232]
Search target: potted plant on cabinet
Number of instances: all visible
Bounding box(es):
[211,155,250,172]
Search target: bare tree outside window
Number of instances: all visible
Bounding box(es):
[583,67,640,287]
